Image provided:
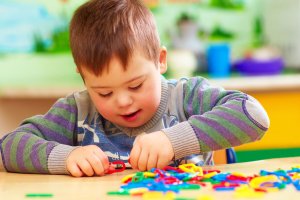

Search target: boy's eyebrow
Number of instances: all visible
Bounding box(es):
[91,75,145,89]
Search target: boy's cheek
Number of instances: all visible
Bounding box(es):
[91,97,111,116]
[96,104,112,116]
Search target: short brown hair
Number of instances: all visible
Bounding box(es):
[70,0,161,76]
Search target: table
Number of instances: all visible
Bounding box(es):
[1,157,300,200]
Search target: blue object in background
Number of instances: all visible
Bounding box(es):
[234,57,284,76]
[226,148,237,164]
[207,43,231,78]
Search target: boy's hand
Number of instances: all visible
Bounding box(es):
[130,131,174,171]
[66,145,110,177]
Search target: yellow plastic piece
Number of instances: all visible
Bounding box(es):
[143,172,156,178]
[164,192,176,199]
[249,175,280,192]
[249,175,278,189]
[203,171,218,179]
[129,187,149,195]
[121,173,136,183]
[234,185,265,198]
[142,191,175,200]
[231,172,247,177]
[142,191,164,200]
[197,194,215,200]
[292,173,300,180]
[178,163,203,175]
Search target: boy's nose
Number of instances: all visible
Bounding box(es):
[116,93,133,107]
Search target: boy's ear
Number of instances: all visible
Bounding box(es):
[159,46,167,74]
[76,67,80,73]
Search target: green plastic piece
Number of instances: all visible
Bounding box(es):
[25,193,53,198]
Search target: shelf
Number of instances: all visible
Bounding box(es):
[208,74,300,92]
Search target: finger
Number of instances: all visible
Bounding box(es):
[130,144,141,170]
[108,164,115,171]
[92,148,110,171]
[67,162,84,177]
[86,154,105,176]
[137,148,149,171]
[147,152,158,171]
[98,151,110,171]
[78,159,94,177]
[156,156,169,169]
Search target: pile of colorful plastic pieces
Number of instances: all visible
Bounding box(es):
[107,163,300,199]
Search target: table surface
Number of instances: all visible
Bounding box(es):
[1,157,300,200]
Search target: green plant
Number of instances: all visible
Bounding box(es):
[210,25,234,41]
[210,0,244,9]
[252,16,264,47]
[49,27,70,53]
[33,34,48,53]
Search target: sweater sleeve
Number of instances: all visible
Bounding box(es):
[0,95,78,174]
[163,77,270,160]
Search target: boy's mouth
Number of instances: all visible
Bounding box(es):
[121,110,141,122]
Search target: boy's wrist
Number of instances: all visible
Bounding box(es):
[162,121,200,160]
[48,144,80,175]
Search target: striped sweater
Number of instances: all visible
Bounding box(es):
[0,77,270,174]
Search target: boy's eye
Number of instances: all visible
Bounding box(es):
[129,83,143,90]
[98,92,112,97]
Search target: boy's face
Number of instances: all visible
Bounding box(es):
[80,49,167,128]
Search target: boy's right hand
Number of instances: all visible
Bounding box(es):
[66,145,110,177]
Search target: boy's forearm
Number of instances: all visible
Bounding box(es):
[0,131,57,173]
[163,96,269,160]
[164,77,269,160]
[0,135,8,171]
[0,97,78,174]
[0,132,77,175]
[188,94,269,153]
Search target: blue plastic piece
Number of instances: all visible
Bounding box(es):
[214,187,235,191]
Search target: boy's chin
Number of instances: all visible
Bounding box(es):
[120,121,145,128]
[116,118,149,128]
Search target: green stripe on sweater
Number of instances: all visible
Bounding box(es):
[201,89,212,113]
[23,136,44,172]
[190,118,231,152]
[219,101,261,133]
[51,107,76,124]
[205,112,251,144]
[37,145,48,172]
[9,133,23,172]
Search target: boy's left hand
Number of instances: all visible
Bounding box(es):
[130,131,174,171]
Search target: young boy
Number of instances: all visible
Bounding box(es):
[0,0,269,177]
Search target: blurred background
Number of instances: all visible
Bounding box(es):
[1,0,300,163]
